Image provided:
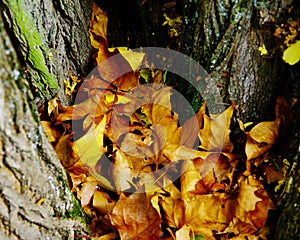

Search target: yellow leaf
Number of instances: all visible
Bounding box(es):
[73,115,114,190]
[283,40,300,65]
[198,103,235,152]
[74,115,106,165]
[93,190,116,214]
[108,47,146,71]
[105,93,130,104]
[243,121,253,129]
[258,44,268,55]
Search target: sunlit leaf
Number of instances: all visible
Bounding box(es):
[108,47,146,71]
[282,40,300,65]
[258,44,268,55]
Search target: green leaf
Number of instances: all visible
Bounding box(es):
[282,40,300,65]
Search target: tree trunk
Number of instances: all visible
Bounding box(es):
[0,0,92,238]
[0,0,299,239]
[179,0,300,238]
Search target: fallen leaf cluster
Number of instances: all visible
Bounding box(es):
[39,2,294,239]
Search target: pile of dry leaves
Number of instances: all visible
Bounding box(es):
[40,2,294,239]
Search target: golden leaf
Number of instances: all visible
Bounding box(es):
[198,104,235,152]
[110,192,162,239]
[282,40,300,65]
[245,121,278,160]
[41,121,60,143]
[93,190,116,214]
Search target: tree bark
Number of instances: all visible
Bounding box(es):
[1,0,92,104]
[178,0,300,238]
[179,0,298,120]
[0,0,299,239]
[0,0,92,238]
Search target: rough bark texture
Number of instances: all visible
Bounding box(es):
[0,0,299,239]
[180,0,298,121]
[0,20,88,239]
[0,0,93,239]
[1,0,92,104]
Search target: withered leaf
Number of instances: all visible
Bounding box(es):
[111,147,133,192]
[184,194,229,233]
[159,196,185,229]
[245,121,279,160]
[198,104,235,152]
[41,121,61,143]
[41,3,289,239]
[110,192,161,239]
[93,190,116,214]
[78,176,98,207]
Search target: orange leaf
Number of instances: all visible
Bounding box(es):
[110,192,161,239]
[245,121,278,160]
[41,121,61,143]
[93,190,116,214]
[111,147,133,192]
[180,159,202,197]
[198,104,235,152]
[78,176,98,207]
[159,196,185,228]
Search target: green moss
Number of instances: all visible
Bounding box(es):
[7,0,58,97]
[62,177,89,226]
[66,193,87,222]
